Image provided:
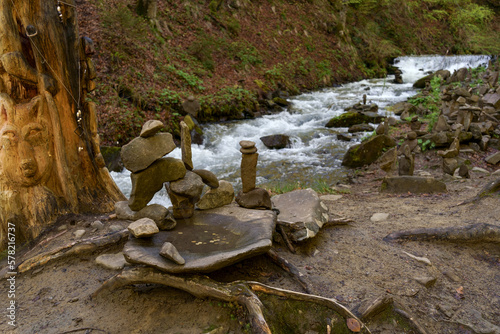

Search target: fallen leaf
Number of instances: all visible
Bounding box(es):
[456,286,464,295]
[346,318,361,332]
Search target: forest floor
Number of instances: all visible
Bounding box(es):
[1,147,499,334]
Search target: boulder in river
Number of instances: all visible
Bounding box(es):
[260,134,291,149]
[342,135,396,168]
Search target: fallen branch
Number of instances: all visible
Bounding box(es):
[383,223,500,244]
[92,266,371,334]
[276,224,296,253]
[457,178,500,206]
[11,229,129,274]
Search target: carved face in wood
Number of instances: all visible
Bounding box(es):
[0,93,53,187]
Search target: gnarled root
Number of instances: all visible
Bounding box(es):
[92,266,371,334]
[13,229,129,274]
[383,223,500,244]
[458,178,500,206]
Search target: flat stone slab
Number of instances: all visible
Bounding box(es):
[271,188,329,242]
[123,205,276,273]
[380,176,447,194]
[121,133,176,172]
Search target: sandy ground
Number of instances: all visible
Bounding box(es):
[0,151,499,334]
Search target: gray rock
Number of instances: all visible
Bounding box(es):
[123,205,276,273]
[370,213,389,222]
[91,220,104,230]
[136,204,177,230]
[169,170,205,198]
[319,194,343,202]
[128,157,186,211]
[235,188,272,210]
[193,169,219,188]
[182,96,200,117]
[380,176,447,194]
[140,120,164,138]
[108,224,124,233]
[483,92,500,108]
[414,276,437,288]
[128,218,159,238]
[348,123,374,133]
[197,180,234,210]
[271,188,329,242]
[391,101,416,116]
[121,133,176,173]
[485,152,500,165]
[433,115,450,132]
[95,253,127,270]
[471,167,490,175]
[115,200,136,220]
[73,229,86,239]
[159,242,185,265]
[260,134,291,149]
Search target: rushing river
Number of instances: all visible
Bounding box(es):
[111,55,491,207]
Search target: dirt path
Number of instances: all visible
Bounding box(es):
[1,152,499,334]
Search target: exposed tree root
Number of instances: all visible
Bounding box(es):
[383,223,500,243]
[92,266,371,334]
[12,229,129,274]
[266,249,312,293]
[457,178,500,206]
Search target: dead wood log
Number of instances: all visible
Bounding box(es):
[458,178,500,206]
[12,229,129,274]
[92,266,371,334]
[383,223,500,244]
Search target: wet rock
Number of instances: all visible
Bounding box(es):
[95,252,127,270]
[169,170,204,198]
[325,111,381,128]
[260,134,291,149]
[337,133,353,142]
[128,158,186,211]
[380,176,447,194]
[348,123,374,133]
[123,206,276,273]
[433,115,450,132]
[271,189,329,242]
[342,135,396,168]
[121,133,176,173]
[140,120,164,138]
[197,180,234,210]
[159,242,185,265]
[193,169,219,188]
[236,188,272,210]
[391,101,417,116]
[482,92,500,108]
[128,218,159,238]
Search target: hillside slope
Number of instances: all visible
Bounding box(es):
[76,0,500,145]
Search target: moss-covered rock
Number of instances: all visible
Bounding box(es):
[342,134,396,168]
[326,111,384,128]
[100,146,123,172]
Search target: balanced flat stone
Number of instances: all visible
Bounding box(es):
[197,180,234,210]
[128,157,186,211]
[140,120,164,138]
[123,205,276,273]
[271,188,329,242]
[193,169,219,188]
[180,121,193,170]
[380,176,447,194]
[121,133,176,172]
[128,218,159,238]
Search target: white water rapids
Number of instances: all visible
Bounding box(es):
[111,55,491,207]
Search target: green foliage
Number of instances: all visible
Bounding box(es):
[165,65,205,91]
[418,138,435,152]
[408,76,442,131]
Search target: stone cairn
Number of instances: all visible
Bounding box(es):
[235,141,272,209]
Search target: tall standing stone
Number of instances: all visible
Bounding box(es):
[240,141,258,193]
[180,121,193,170]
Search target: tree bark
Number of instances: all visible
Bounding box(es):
[0,0,125,250]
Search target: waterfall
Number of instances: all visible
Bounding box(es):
[111,55,492,207]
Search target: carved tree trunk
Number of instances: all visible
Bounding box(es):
[0,0,125,249]
[136,0,158,23]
